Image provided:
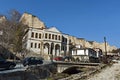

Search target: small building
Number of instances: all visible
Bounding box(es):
[72,48,99,62]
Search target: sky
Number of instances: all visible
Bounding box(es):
[0,0,120,48]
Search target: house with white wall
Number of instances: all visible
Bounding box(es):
[22,26,69,59]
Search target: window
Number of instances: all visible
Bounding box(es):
[45,33,47,39]
[35,43,37,48]
[39,33,41,39]
[49,34,51,39]
[58,35,61,40]
[31,43,33,48]
[35,33,38,38]
[55,35,57,40]
[38,43,40,48]
[52,34,54,39]
[31,32,34,38]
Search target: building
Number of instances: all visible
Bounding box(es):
[21,13,70,59]
[23,27,70,59]
[72,48,98,62]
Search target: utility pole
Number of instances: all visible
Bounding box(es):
[104,37,108,63]
[104,37,107,56]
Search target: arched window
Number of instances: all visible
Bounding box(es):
[31,32,34,38]
[35,33,38,38]
[45,33,47,39]
[38,43,40,48]
[35,43,37,48]
[55,35,57,40]
[58,35,61,40]
[52,34,54,39]
[31,42,33,48]
[39,33,41,39]
[49,34,51,39]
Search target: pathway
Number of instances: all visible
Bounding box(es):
[87,61,120,80]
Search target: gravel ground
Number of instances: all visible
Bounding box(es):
[87,61,120,80]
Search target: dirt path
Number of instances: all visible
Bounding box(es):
[87,62,120,80]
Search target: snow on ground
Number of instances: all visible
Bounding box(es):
[87,61,120,80]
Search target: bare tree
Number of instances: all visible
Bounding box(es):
[0,10,28,59]
[7,9,21,22]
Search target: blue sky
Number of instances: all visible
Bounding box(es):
[0,0,120,48]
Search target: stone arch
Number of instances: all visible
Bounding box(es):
[44,43,50,54]
[62,66,83,75]
[55,44,60,56]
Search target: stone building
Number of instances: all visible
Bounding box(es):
[21,13,70,59]
[22,27,70,59]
